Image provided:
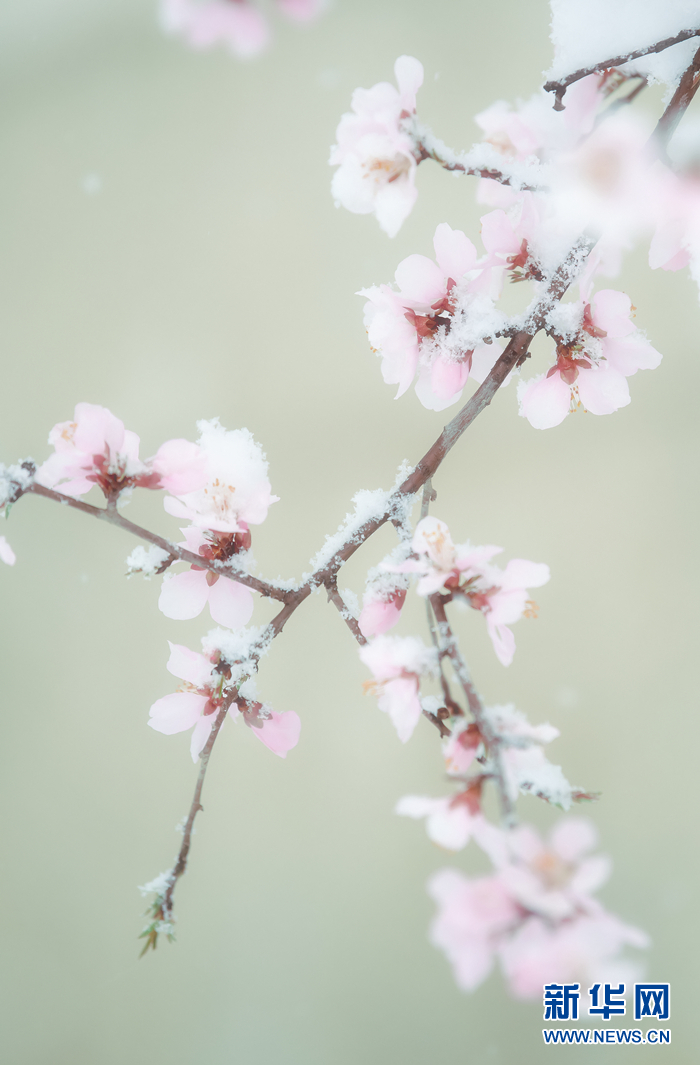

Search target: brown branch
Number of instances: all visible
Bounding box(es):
[429,596,516,826]
[324,577,367,645]
[26,482,290,602]
[139,694,231,954]
[651,43,700,155]
[415,140,540,191]
[543,27,700,109]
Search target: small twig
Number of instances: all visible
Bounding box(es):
[543,27,700,108]
[26,482,290,602]
[429,595,516,826]
[325,577,367,645]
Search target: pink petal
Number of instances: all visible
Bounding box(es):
[374,176,418,239]
[591,290,635,337]
[207,576,254,629]
[248,709,301,757]
[394,55,423,108]
[378,675,422,742]
[152,439,207,494]
[430,355,470,403]
[603,336,662,376]
[148,692,208,735]
[394,253,446,304]
[518,372,572,430]
[433,223,477,280]
[480,209,520,258]
[159,569,210,621]
[549,817,597,861]
[501,559,550,590]
[358,597,403,639]
[165,641,213,688]
[486,618,516,666]
[72,402,124,456]
[469,342,505,385]
[576,365,630,415]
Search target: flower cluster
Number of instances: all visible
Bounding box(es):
[429,819,648,997]
[159,0,326,59]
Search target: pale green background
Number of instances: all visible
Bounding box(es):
[0,1,697,1062]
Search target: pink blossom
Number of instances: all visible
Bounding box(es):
[148,642,229,762]
[160,0,271,58]
[396,783,495,851]
[390,516,549,665]
[0,535,15,565]
[361,223,498,409]
[148,642,300,761]
[163,418,278,533]
[36,403,148,500]
[494,819,612,922]
[148,438,208,495]
[428,818,648,997]
[158,527,254,628]
[442,721,481,776]
[518,289,661,430]
[428,869,520,991]
[275,0,325,21]
[330,56,424,237]
[359,634,436,742]
[500,912,649,999]
[358,586,406,639]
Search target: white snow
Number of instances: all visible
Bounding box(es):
[548,0,700,94]
[126,543,171,578]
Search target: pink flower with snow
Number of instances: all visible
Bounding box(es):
[160,0,271,58]
[360,223,501,410]
[358,586,406,639]
[162,418,278,534]
[35,403,208,502]
[0,535,15,565]
[330,56,424,238]
[159,526,254,628]
[359,634,436,742]
[390,516,549,666]
[518,289,662,430]
[428,869,520,991]
[148,641,300,761]
[36,403,149,500]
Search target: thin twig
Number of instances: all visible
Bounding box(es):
[324,577,367,645]
[543,27,700,108]
[429,596,516,826]
[26,482,290,601]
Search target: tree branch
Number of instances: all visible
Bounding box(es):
[651,43,700,156]
[543,27,700,109]
[26,482,291,602]
[324,577,367,645]
[429,596,516,826]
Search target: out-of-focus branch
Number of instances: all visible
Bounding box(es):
[652,43,700,156]
[543,27,700,109]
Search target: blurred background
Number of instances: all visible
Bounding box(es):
[0,1,697,1062]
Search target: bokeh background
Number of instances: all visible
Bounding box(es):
[1,1,698,1062]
